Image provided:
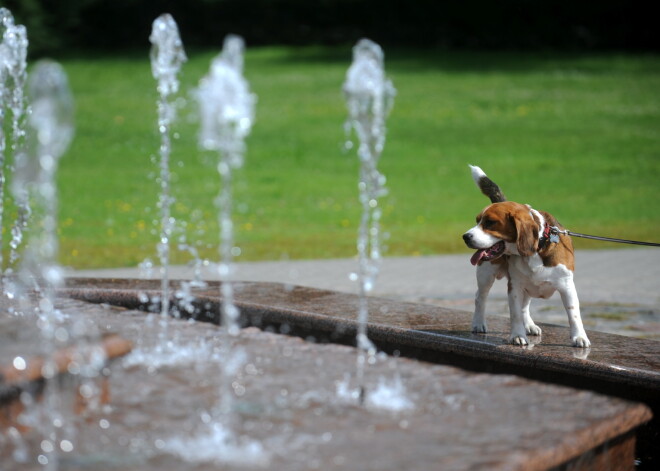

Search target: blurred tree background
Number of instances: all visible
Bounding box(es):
[1,0,658,56]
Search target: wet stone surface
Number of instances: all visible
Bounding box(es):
[62,278,660,387]
[409,295,660,341]
[0,294,652,470]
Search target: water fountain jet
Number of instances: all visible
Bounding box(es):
[0,8,29,273]
[163,33,269,466]
[343,38,396,402]
[14,60,73,317]
[197,35,255,339]
[149,13,187,335]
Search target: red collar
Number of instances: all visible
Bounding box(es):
[538,225,560,250]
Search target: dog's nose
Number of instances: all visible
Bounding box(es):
[463,232,473,245]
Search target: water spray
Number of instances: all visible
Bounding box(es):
[0,8,29,272]
[19,59,75,471]
[343,38,396,402]
[149,13,187,334]
[198,34,255,338]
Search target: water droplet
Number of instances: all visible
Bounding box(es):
[55,327,69,342]
[217,161,230,175]
[12,356,26,370]
[79,383,94,399]
[60,440,73,452]
[40,440,54,453]
[38,298,53,314]
[364,279,373,292]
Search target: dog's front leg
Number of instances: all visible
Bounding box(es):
[472,263,498,333]
[507,281,529,345]
[559,281,590,348]
[522,294,542,336]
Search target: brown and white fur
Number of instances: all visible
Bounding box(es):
[462,165,590,348]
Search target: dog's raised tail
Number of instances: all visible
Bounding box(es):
[469,165,507,203]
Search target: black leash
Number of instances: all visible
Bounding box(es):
[550,227,660,247]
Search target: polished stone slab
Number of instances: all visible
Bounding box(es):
[62,277,660,467]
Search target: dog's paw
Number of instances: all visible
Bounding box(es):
[472,323,488,333]
[572,335,591,348]
[526,324,542,336]
[509,335,529,346]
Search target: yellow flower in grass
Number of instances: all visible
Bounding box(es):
[117,201,132,213]
[516,105,529,116]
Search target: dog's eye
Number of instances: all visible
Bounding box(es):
[482,218,494,229]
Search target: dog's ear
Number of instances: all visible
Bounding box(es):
[513,211,538,256]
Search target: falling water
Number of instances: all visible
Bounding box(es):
[14,60,73,315]
[164,34,267,465]
[121,14,210,373]
[0,11,8,272]
[198,35,254,422]
[6,59,109,471]
[198,34,255,338]
[15,59,76,471]
[343,39,396,400]
[0,8,29,272]
[149,13,186,332]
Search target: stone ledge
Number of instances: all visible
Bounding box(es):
[62,277,660,467]
[62,278,660,391]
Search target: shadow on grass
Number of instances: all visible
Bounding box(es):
[50,45,660,76]
[254,45,660,75]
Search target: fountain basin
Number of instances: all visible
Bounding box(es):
[57,277,658,469]
[0,292,653,470]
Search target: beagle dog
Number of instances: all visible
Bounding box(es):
[462,165,590,348]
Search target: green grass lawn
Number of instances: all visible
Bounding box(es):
[2,48,659,269]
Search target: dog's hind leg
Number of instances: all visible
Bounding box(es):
[472,263,498,333]
[522,294,542,336]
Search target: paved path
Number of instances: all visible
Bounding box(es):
[71,248,660,339]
